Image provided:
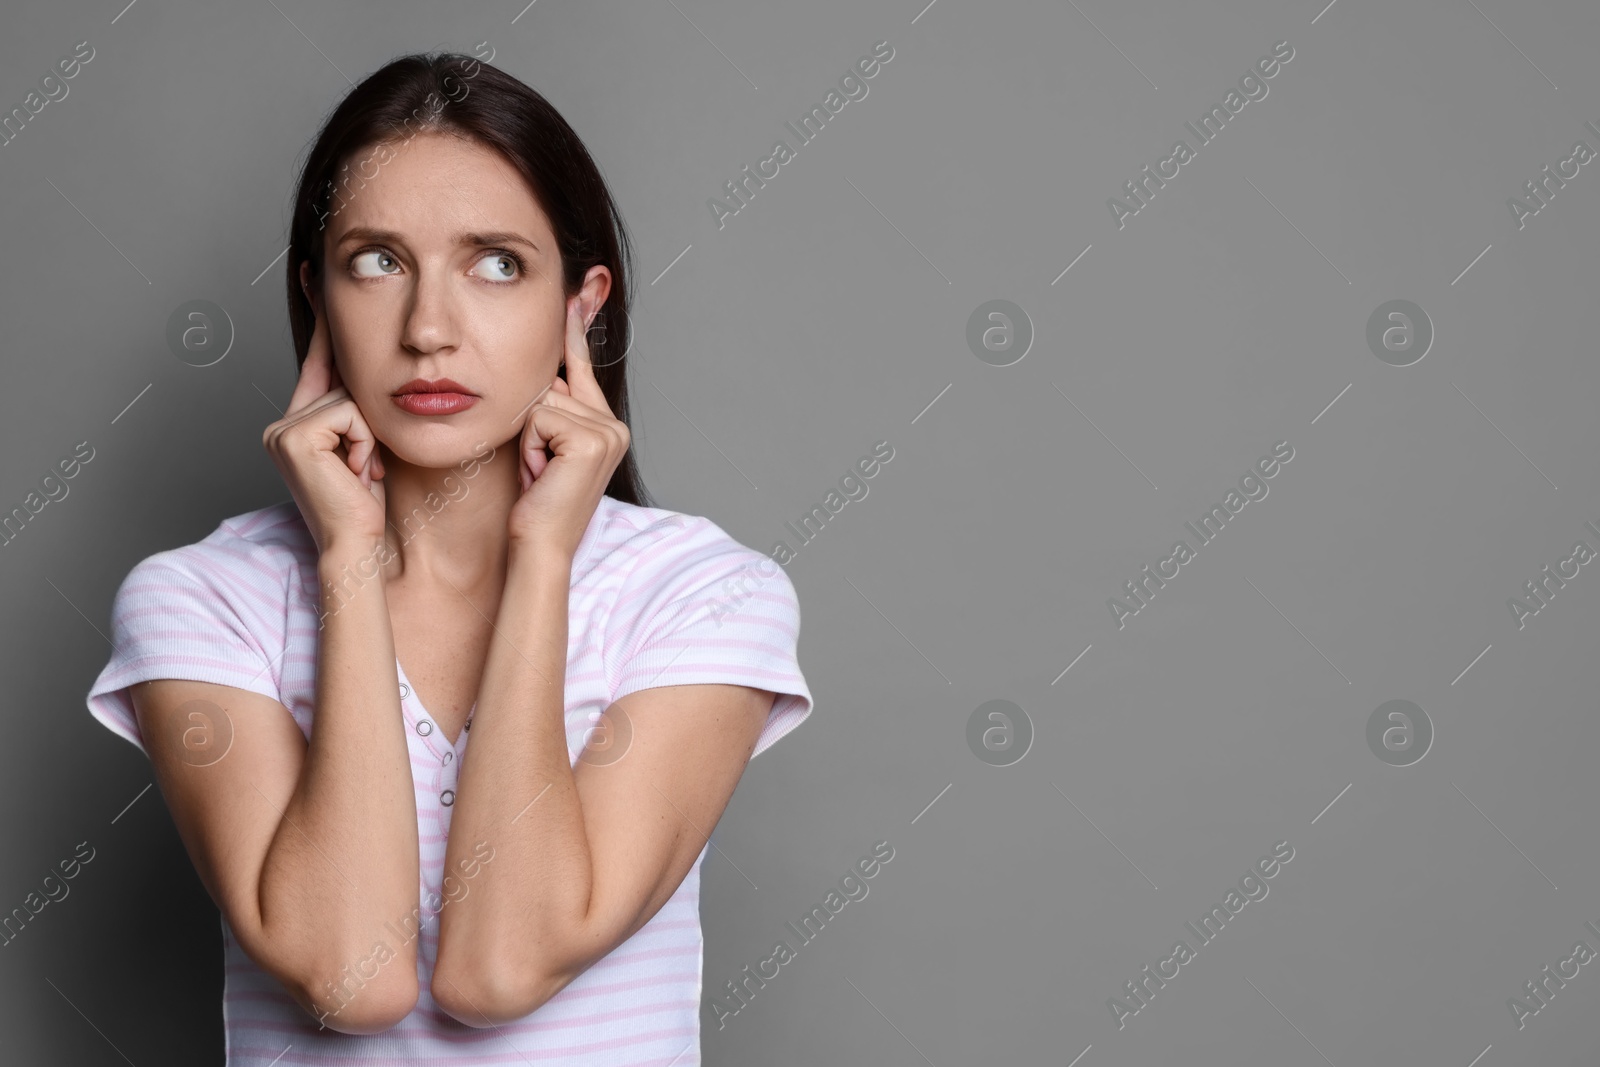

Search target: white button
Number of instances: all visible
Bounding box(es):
[442,750,453,765]
[399,682,410,700]
[440,789,455,806]
[417,720,433,736]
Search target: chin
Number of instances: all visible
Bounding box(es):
[376,417,508,472]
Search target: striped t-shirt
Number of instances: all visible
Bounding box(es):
[85,493,813,1065]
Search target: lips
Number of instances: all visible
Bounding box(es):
[393,379,479,416]
[395,378,477,396]
[394,392,478,415]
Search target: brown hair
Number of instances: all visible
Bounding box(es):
[284,49,650,507]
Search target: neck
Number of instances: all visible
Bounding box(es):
[376,441,523,593]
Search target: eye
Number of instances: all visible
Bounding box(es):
[350,250,401,277]
[472,249,525,283]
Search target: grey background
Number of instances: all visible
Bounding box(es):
[3,0,1597,1063]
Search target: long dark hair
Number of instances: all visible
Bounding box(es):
[284,49,650,507]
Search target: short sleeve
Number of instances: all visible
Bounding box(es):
[85,542,289,759]
[606,519,813,759]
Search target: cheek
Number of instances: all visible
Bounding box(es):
[504,304,563,357]
[481,314,562,383]
[327,315,376,382]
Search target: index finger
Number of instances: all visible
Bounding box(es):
[286,309,334,419]
[563,302,613,416]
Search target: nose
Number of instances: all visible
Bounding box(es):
[399,267,461,356]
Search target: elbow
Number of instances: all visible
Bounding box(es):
[431,954,569,1028]
[245,897,421,1033]
[239,928,420,1034]
[294,960,420,1035]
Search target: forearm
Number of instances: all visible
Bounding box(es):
[258,539,422,1024]
[433,545,589,1022]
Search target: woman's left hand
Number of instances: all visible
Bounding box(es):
[509,302,631,560]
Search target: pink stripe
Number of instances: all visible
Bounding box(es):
[227,1023,699,1064]
[226,995,699,1039]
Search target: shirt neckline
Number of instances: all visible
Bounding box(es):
[395,657,472,757]
[388,494,614,758]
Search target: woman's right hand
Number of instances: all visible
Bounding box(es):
[262,308,388,556]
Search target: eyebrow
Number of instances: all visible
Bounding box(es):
[334,227,541,254]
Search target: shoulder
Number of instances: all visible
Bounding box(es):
[583,496,801,661]
[582,495,790,602]
[115,501,312,612]
[89,504,310,750]
[590,497,813,756]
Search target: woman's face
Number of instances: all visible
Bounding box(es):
[303,130,609,469]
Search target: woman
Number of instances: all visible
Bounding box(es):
[85,51,812,1064]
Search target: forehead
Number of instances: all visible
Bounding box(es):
[328,131,553,246]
